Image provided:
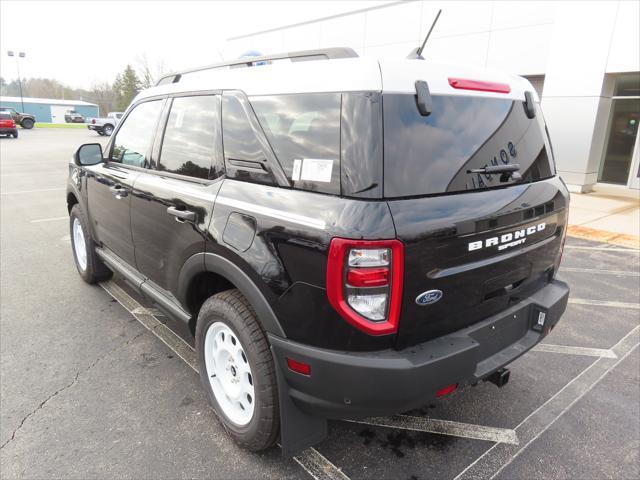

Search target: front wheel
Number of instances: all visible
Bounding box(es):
[196,289,279,451]
[69,204,112,283]
[21,118,34,129]
[103,124,114,136]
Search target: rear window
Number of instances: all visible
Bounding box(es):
[251,93,341,195]
[159,95,221,180]
[0,113,11,120]
[383,94,554,197]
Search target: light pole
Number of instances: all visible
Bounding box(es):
[7,51,26,112]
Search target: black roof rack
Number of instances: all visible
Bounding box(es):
[156,47,359,86]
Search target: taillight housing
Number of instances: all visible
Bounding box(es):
[326,238,404,335]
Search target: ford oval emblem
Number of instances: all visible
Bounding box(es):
[415,290,443,306]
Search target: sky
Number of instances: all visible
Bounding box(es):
[0,0,386,90]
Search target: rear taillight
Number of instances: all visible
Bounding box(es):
[92,119,96,124]
[326,238,404,335]
[448,77,511,94]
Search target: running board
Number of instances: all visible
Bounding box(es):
[95,247,191,324]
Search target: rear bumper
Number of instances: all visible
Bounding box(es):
[270,280,569,419]
[0,127,18,135]
[87,125,101,131]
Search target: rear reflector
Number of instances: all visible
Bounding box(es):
[448,77,511,94]
[436,383,458,397]
[286,358,311,376]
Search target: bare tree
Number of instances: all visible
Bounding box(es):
[86,82,118,116]
[136,54,171,89]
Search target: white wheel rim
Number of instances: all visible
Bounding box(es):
[204,322,255,426]
[72,218,87,271]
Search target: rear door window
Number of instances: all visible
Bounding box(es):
[383,94,554,197]
[111,100,163,168]
[251,93,341,194]
[158,95,223,180]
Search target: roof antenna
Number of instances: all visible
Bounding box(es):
[407,9,442,59]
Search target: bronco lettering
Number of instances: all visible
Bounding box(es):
[468,222,546,251]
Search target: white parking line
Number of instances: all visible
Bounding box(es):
[568,298,640,309]
[30,216,68,223]
[347,415,519,445]
[454,325,640,480]
[0,187,64,195]
[99,279,349,480]
[564,245,639,253]
[560,267,640,277]
[293,448,350,480]
[100,280,197,370]
[533,344,617,358]
[130,306,164,316]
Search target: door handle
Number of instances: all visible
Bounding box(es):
[167,206,196,222]
[109,185,128,198]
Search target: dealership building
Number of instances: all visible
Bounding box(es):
[225,0,640,194]
[0,96,99,123]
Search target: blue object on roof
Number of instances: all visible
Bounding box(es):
[239,50,267,66]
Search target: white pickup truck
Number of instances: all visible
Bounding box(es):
[87,111,123,136]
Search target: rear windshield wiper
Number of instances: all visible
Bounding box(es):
[467,164,522,182]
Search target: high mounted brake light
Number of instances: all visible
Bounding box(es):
[448,77,511,94]
[326,238,404,335]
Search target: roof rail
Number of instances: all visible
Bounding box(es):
[156,47,359,86]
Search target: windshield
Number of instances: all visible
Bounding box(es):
[383,94,555,197]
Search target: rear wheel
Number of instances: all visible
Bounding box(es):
[12,131,18,138]
[69,204,112,284]
[21,118,34,129]
[196,289,279,451]
[103,124,114,136]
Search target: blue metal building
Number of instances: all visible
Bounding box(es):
[0,96,99,123]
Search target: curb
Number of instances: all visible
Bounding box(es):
[567,225,640,250]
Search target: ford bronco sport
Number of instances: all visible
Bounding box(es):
[66,47,570,455]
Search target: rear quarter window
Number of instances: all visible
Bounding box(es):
[251,93,341,195]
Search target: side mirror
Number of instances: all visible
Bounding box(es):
[74,143,103,166]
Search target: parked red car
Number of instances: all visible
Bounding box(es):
[0,112,19,138]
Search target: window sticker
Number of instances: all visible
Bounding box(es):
[174,109,185,129]
[292,159,302,181]
[300,158,334,183]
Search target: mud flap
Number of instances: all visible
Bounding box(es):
[273,350,327,457]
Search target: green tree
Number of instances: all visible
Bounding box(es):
[114,65,141,111]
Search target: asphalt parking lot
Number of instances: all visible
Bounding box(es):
[1,128,639,480]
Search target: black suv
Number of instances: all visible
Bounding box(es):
[67,48,570,454]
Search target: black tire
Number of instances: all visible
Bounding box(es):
[21,118,34,129]
[12,132,18,138]
[195,289,279,451]
[103,124,114,136]
[97,130,106,136]
[69,204,112,284]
